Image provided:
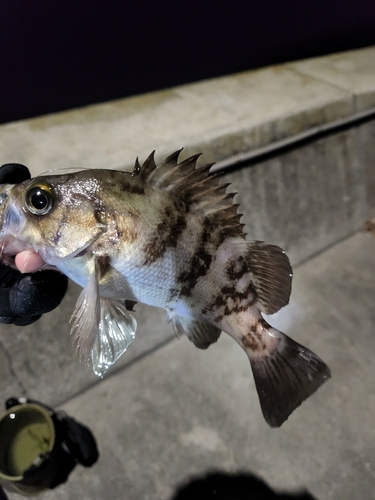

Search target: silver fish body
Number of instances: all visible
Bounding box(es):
[0,151,331,427]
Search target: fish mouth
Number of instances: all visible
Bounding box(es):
[0,184,38,268]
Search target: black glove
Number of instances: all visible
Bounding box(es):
[0,163,68,325]
[0,485,8,500]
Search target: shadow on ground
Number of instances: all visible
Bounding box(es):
[171,471,316,500]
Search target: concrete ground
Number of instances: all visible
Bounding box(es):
[5,232,375,499]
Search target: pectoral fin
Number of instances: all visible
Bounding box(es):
[70,259,137,377]
[91,299,137,377]
[70,265,100,363]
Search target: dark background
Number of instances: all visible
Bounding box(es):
[1,0,374,125]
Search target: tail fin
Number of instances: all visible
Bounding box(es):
[248,326,331,427]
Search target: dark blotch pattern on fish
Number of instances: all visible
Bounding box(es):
[203,257,258,322]
[226,256,248,281]
[119,223,138,245]
[118,179,145,196]
[143,207,187,265]
[103,171,145,196]
[177,220,218,297]
[205,281,257,323]
[242,320,267,351]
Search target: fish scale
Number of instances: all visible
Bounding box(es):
[0,150,331,427]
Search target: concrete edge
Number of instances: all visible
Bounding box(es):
[0,46,374,176]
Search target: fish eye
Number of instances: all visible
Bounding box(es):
[25,184,54,215]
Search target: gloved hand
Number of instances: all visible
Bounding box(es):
[0,163,68,325]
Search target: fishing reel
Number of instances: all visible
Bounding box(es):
[0,397,99,497]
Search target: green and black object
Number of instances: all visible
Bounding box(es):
[0,397,99,497]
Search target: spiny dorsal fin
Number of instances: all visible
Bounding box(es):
[132,149,183,179]
[132,157,142,177]
[135,150,246,239]
[140,150,157,179]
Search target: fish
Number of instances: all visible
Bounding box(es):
[0,150,331,427]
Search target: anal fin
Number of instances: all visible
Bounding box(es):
[170,314,221,349]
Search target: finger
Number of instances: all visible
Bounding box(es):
[15,250,45,273]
